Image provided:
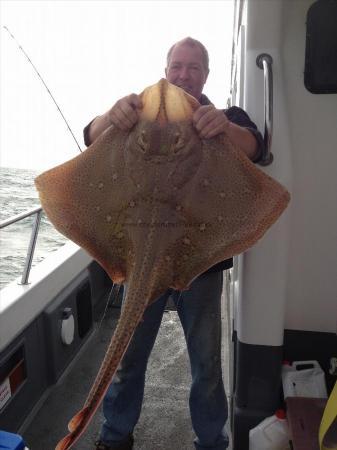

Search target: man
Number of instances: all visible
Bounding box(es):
[84,37,264,450]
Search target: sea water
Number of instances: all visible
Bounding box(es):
[0,166,66,289]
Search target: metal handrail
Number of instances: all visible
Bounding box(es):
[256,53,274,166]
[0,206,43,285]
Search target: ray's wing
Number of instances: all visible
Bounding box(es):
[35,126,132,282]
[170,134,290,289]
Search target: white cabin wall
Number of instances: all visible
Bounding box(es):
[236,0,293,345]
[281,1,337,333]
[235,0,337,343]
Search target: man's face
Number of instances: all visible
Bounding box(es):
[165,43,209,100]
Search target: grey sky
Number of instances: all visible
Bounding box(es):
[1,0,234,170]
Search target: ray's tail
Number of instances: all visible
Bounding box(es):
[55,263,162,450]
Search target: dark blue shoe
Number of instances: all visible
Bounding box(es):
[94,435,134,450]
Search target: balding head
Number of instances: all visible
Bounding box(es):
[166,37,209,72]
[165,37,209,100]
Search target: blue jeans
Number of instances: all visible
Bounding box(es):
[100,270,229,449]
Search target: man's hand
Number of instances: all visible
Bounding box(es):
[193,104,258,160]
[108,94,143,131]
[86,94,143,145]
[193,105,230,139]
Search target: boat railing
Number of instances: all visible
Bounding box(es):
[256,53,274,166]
[0,206,43,285]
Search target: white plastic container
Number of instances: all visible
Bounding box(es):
[282,360,328,399]
[249,409,291,450]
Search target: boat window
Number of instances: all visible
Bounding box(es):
[304,0,337,94]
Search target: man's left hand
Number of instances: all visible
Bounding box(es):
[193,105,230,139]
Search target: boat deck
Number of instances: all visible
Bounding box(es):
[22,293,232,450]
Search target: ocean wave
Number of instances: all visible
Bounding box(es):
[0,166,67,289]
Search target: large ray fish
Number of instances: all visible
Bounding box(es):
[34,79,290,449]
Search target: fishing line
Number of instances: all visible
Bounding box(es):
[3,25,82,153]
[97,284,122,331]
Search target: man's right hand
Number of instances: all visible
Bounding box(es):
[108,94,143,131]
[86,94,143,145]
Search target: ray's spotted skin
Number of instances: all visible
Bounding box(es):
[34,79,290,449]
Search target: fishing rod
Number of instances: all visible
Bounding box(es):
[3,25,82,153]
[3,26,120,322]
